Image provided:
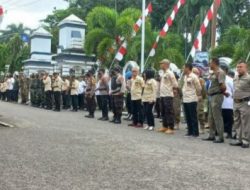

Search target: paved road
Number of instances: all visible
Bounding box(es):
[0,101,249,190]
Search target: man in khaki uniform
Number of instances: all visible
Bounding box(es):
[230,61,250,148]
[70,75,79,112]
[182,64,202,137]
[85,71,96,118]
[128,66,144,128]
[203,58,227,143]
[158,59,178,134]
[62,76,70,109]
[43,72,52,110]
[52,72,62,111]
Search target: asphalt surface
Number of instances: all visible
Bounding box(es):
[0,101,250,190]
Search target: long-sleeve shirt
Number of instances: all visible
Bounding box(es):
[182,72,201,103]
[142,79,157,102]
[160,69,178,98]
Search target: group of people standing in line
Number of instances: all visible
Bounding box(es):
[0,58,250,148]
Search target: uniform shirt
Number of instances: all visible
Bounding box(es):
[142,79,157,102]
[208,69,226,95]
[233,73,250,100]
[43,76,52,92]
[98,76,109,96]
[160,69,178,97]
[85,77,96,97]
[131,75,144,100]
[182,72,201,103]
[78,81,86,95]
[7,78,14,90]
[1,82,7,92]
[70,80,79,95]
[222,76,234,109]
[112,74,126,96]
[52,77,63,92]
[62,79,70,91]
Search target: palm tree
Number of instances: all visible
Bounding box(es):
[84,6,141,67]
[0,23,32,42]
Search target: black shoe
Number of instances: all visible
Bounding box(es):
[230,141,242,146]
[213,139,224,143]
[98,117,103,120]
[225,134,232,139]
[110,118,116,123]
[114,119,121,124]
[202,137,215,141]
[102,117,109,121]
[85,115,94,118]
[184,134,192,137]
[241,144,249,148]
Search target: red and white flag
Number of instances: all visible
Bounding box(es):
[189,0,221,58]
[115,3,153,61]
[149,0,186,57]
[0,6,4,25]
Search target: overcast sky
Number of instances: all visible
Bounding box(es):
[0,0,69,30]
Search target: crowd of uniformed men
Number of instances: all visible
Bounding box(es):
[0,58,250,148]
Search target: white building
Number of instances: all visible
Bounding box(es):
[53,14,96,76]
[23,14,96,76]
[23,28,54,76]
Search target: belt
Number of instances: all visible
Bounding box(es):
[234,97,250,103]
[209,92,222,96]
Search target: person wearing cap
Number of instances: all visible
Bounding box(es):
[193,67,207,134]
[230,61,250,148]
[96,69,109,121]
[85,71,96,118]
[70,75,79,112]
[157,59,178,134]
[52,72,63,111]
[111,66,125,124]
[128,66,144,128]
[43,72,53,110]
[203,58,227,143]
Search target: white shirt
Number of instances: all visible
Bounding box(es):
[78,81,86,94]
[222,75,234,110]
[95,81,100,96]
[7,78,14,90]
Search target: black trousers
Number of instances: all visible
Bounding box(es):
[62,91,70,109]
[100,95,109,118]
[222,109,233,137]
[45,90,52,109]
[71,95,78,111]
[86,96,96,115]
[13,89,19,102]
[96,95,102,110]
[126,93,132,115]
[161,97,175,129]
[183,102,199,136]
[6,90,12,102]
[53,91,61,111]
[143,102,155,127]
[1,92,6,101]
[78,93,84,109]
[132,99,143,125]
[155,98,161,117]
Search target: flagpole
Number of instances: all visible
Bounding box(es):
[141,0,146,73]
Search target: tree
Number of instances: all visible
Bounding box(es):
[84,6,141,67]
[0,23,31,43]
[211,26,250,66]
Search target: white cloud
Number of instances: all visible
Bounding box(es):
[0,0,68,30]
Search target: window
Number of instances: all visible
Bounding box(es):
[71,31,82,38]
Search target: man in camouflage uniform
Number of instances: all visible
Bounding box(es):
[19,73,29,104]
[30,74,36,106]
